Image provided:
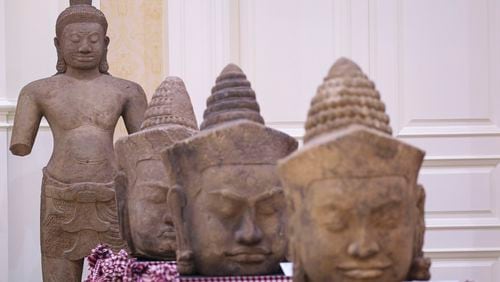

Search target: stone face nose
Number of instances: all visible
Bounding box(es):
[235,211,263,246]
[200,63,264,130]
[347,231,380,259]
[141,76,198,131]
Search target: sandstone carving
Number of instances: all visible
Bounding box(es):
[115,76,198,260]
[278,58,431,282]
[163,64,298,276]
[9,1,147,281]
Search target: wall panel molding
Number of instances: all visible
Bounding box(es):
[166,0,233,121]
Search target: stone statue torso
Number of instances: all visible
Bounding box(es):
[20,74,142,183]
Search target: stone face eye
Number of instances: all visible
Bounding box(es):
[89,34,99,43]
[70,34,80,43]
[321,209,348,232]
[256,201,279,216]
[256,192,284,216]
[371,202,402,229]
[139,185,167,203]
[207,194,243,219]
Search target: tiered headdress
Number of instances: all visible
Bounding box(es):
[116,76,198,172]
[304,57,392,143]
[200,64,264,130]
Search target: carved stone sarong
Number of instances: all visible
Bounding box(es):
[41,168,126,261]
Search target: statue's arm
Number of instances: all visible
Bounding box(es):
[10,85,43,156]
[123,82,147,134]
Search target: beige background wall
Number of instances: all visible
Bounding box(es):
[101,0,166,137]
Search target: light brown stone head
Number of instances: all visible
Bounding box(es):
[279,58,430,282]
[54,0,110,74]
[163,64,298,276]
[115,77,198,260]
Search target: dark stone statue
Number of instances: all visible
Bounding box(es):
[278,58,431,282]
[115,76,198,261]
[9,0,147,281]
[163,64,298,276]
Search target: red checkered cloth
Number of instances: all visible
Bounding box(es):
[86,245,291,282]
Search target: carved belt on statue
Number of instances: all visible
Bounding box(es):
[40,168,126,261]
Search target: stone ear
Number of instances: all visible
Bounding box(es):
[291,242,308,282]
[54,37,66,74]
[406,184,431,281]
[98,36,110,74]
[167,185,195,274]
[114,172,135,253]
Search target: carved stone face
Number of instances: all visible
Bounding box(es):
[59,22,106,70]
[125,158,176,259]
[183,165,287,275]
[293,176,415,282]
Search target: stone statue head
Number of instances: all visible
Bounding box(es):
[54,0,110,74]
[278,58,431,282]
[163,64,298,276]
[115,77,198,260]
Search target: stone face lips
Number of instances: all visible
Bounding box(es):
[304,57,392,143]
[141,76,198,131]
[200,63,264,130]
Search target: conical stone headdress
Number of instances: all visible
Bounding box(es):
[116,75,198,180]
[304,57,392,143]
[200,64,264,130]
[141,77,198,131]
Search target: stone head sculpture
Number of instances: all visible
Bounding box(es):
[115,77,198,260]
[278,58,431,282]
[55,0,109,74]
[163,64,298,276]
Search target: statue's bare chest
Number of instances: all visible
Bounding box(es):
[40,81,126,130]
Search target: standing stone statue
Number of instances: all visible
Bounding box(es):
[115,77,198,260]
[278,58,431,282]
[9,0,148,281]
[163,64,298,276]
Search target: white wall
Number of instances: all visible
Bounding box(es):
[166,0,500,281]
[2,0,500,281]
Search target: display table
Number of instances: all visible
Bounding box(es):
[85,245,291,282]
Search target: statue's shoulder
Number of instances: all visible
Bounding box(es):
[20,76,60,97]
[102,75,142,90]
[103,75,146,97]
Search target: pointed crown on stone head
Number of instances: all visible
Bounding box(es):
[116,76,198,174]
[56,0,108,38]
[141,77,199,131]
[280,57,423,188]
[200,63,265,130]
[304,57,392,143]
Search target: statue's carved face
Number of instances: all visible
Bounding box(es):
[59,22,106,70]
[184,165,287,275]
[127,159,176,259]
[294,176,415,282]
